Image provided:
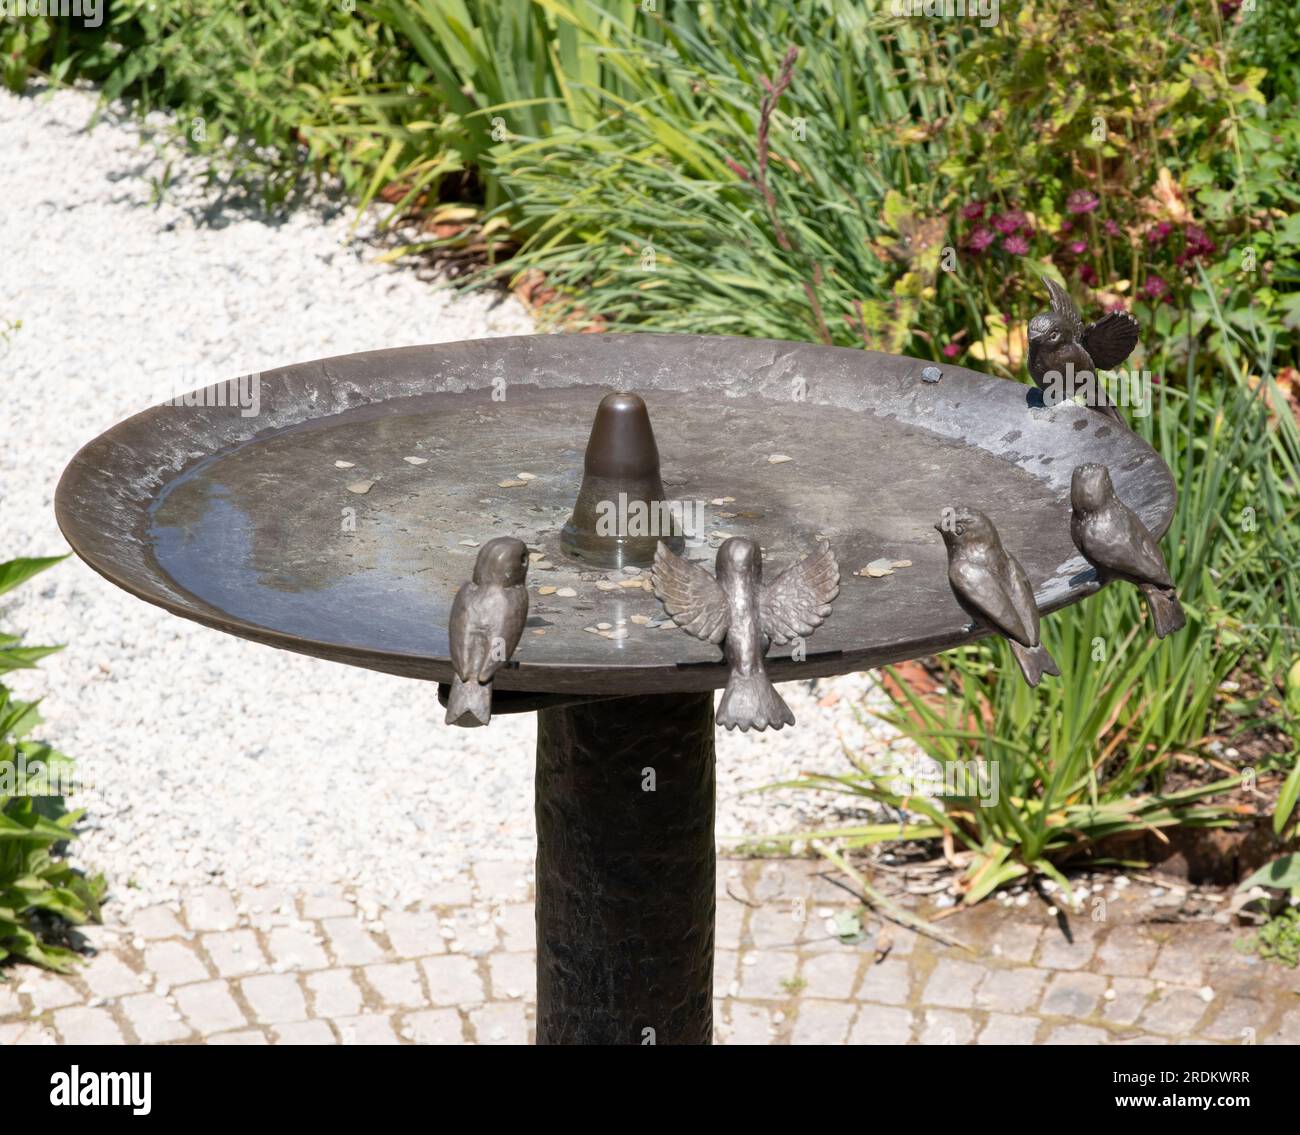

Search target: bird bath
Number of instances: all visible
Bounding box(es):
[55,332,1177,1044]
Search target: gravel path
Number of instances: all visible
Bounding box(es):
[0,85,903,913]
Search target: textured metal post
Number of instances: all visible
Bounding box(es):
[535,691,716,1045]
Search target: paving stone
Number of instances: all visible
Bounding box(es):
[185,887,238,932]
[208,1029,268,1045]
[791,999,855,1044]
[202,929,269,978]
[273,1020,337,1044]
[738,949,800,999]
[1041,971,1107,1018]
[495,903,534,953]
[1270,1005,1300,1045]
[988,920,1042,964]
[175,980,246,1034]
[978,1013,1039,1045]
[54,1006,124,1044]
[724,1001,775,1045]
[19,971,82,1012]
[131,905,185,940]
[487,952,535,1002]
[747,903,806,950]
[1115,1033,1168,1045]
[919,1008,975,1045]
[1044,1024,1110,1044]
[421,955,485,1006]
[1036,929,1098,971]
[1139,988,1210,1036]
[0,1022,57,1044]
[363,962,425,1009]
[119,993,190,1043]
[0,982,21,1018]
[144,941,209,987]
[1151,937,1216,987]
[922,958,984,1008]
[403,1008,466,1044]
[714,949,738,999]
[975,967,1047,1014]
[240,974,307,1024]
[469,1001,528,1045]
[383,910,447,959]
[334,1014,399,1044]
[443,908,499,957]
[83,954,146,999]
[856,957,911,1006]
[799,951,860,999]
[305,969,364,1018]
[472,861,530,899]
[1096,926,1159,977]
[848,1005,915,1045]
[715,897,745,951]
[300,888,354,920]
[1101,977,1155,1026]
[419,879,474,907]
[267,926,329,972]
[321,917,384,965]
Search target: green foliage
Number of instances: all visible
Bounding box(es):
[0,557,103,973]
[1245,907,1300,967]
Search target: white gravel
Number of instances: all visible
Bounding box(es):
[0,85,904,912]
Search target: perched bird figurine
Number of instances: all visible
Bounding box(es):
[445,536,530,727]
[1070,463,1186,638]
[937,506,1060,687]
[1027,276,1140,424]
[652,537,839,732]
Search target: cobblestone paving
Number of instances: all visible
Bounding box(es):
[2,859,1295,1045]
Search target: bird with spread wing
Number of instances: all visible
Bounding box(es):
[652,537,840,732]
[1028,276,1140,425]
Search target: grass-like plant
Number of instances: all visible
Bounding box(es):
[0,557,103,972]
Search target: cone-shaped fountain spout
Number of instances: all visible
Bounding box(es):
[560,391,685,569]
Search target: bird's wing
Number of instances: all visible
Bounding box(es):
[1082,310,1140,369]
[448,584,477,682]
[1090,506,1175,589]
[476,587,529,683]
[950,558,1033,646]
[1001,551,1043,645]
[759,541,840,645]
[1044,276,1084,341]
[652,542,729,645]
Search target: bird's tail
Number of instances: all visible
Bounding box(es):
[1141,584,1186,639]
[716,671,795,732]
[1009,639,1060,688]
[445,675,492,727]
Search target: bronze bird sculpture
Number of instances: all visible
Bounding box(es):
[445,536,530,727]
[937,506,1060,687]
[652,537,839,732]
[1070,463,1186,638]
[1028,277,1139,424]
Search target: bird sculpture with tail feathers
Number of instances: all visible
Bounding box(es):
[1070,463,1186,638]
[937,506,1060,687]
[652,537,839,732]
[445,536,530,727]
[1028,276,1140,425]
